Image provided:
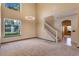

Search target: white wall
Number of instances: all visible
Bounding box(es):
[1,3,36,43]
[36,4,55,41]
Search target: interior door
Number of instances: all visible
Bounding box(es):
[71,15,79,45]
[0,4,1,44]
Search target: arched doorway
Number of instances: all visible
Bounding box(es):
[62,20,71,41]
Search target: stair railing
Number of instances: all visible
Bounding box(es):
[45,23,58,43]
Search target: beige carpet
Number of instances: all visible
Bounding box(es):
[0,38,79,56]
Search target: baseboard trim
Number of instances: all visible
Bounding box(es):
[37,37,56,42]
[1,36,56,44]
[1,37,37,44]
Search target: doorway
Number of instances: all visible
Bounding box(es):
[62,20,71,43]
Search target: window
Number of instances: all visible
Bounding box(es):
[4,3,20,11]
[4,18,21,37]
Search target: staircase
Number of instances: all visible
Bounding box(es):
[45,23,58,43]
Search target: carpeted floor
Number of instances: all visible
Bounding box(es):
[0,38,79,56]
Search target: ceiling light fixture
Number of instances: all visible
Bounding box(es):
[25,16,35,21]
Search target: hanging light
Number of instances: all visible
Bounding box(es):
[25,16,35,21]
